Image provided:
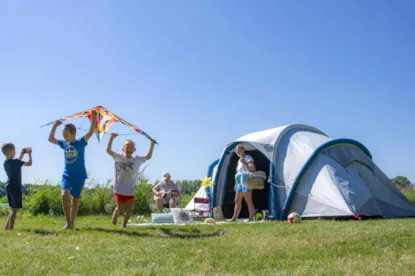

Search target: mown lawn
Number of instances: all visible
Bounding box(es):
[0,215,414,275]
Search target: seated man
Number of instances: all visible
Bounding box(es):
[153,172,181,213]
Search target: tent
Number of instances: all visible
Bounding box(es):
[207,124,415,220]
[185,160,219,212]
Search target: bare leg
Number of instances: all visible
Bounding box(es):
[113,204,125,225]
[156,198,165,213]
[9,208,19,230]
[5,210,12,230]
[112,206,118,225]
[244,192,255,221]
[70,197,79,229]
[230,193,244,221]
[123,202,134,228]
[61,190,71,229]
[169,197,177,208]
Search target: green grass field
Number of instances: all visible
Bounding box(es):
[0,215,414,275]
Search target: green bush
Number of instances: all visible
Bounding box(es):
[0,196,8,203]
[402,189,415,204]
[0,204,10,216]
[23,177,158,217]
[24,178,116,216]
[179,180,202,194]
[25,184,61,216]
[78,179,115,215]
[133,179,154,215]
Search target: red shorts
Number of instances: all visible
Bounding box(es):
[114,194,135,204]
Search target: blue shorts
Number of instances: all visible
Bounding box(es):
[235,173,252,193]
[6,187,22,209]
[235,184,252,193]
[62,176,85,198]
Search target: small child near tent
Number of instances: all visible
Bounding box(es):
[2,143,32,230]
[106,133,155,228]
[48,110,97,230]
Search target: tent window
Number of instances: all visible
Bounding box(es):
[322,145,373,171]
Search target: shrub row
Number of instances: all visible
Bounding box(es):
[1,178,155,217]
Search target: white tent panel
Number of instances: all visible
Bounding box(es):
[281,131,332,194]
[185,187,209,211]
[290,155,353,217]
[236,124,327,147]
[236,125,290,146]
[187,163,218,211]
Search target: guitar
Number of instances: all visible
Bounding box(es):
[154,189,180,200]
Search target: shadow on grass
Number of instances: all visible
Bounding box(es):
[21,228,59,236]
[86,227,224,239]
[159,228,223,239]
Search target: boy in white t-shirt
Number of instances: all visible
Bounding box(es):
[106,133,155,228]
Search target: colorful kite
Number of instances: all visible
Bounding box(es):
[41,106,158,144]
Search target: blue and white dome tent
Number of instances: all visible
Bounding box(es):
[206,124,415,220]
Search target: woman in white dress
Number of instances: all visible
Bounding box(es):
[229,144,256,221]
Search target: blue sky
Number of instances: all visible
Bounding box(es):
[1,1,414,184]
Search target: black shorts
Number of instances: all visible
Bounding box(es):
[6,188,22,209]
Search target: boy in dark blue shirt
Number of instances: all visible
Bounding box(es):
[2,143,32,230]
[48,110,97,229]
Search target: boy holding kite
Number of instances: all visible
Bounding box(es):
[106,133,155,228]
[48,110,97,229]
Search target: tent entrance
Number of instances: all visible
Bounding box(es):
[221,150,270,219]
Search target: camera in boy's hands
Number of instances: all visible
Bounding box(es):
[22,147,32,154]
